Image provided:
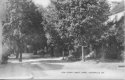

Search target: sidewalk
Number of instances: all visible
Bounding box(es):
[0,63,32,79]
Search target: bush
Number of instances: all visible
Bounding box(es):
[1,54,9,64]
[1,43,13,64]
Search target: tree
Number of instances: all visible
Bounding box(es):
[2,0,47,62]
[51,0,110,60]
[22,2,47,55]
[2,0,31,61]
[104,15,125,61]
[40,4,65,57]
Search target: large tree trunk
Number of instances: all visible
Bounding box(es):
[17,40,23,62]
[16,52,19,59]
[33,50,37,55]
[18,46,23,62]
[19,52,22,62]
[15,43,19,59]
[100,44,106,62]
[50,46,54,57]
[123,43,125,62]
[123,52,125,63]
[62,50,65,60]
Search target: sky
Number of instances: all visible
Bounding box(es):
[108,0,122,2]
[33,0,51,8]
[33,0,124,8]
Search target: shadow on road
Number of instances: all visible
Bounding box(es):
[29,62,64,71]
[8,58,67,71]
[38,59,78,63]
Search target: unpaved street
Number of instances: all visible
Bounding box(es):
[0,57,125,79]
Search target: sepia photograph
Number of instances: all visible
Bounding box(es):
[0,0,125,79]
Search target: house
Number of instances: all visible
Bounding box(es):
[108,0,125,60]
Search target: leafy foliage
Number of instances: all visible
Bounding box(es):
[52,0,110,47]
[3,0,47,55]
[40,0,110,58]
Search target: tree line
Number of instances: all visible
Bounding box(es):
[1,0,124,63]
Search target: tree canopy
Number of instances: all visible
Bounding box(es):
[1,0,124,62]
[3,0,47,55]
[48,0,110,48]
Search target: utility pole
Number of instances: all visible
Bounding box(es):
[82,46,85,62]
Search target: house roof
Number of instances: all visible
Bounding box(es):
[110,0,125,15]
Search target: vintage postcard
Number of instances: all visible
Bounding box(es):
[0,0,125,80]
